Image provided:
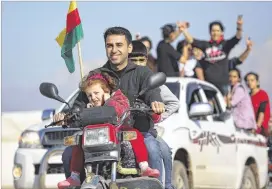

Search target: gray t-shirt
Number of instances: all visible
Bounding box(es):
[159,85,180,121]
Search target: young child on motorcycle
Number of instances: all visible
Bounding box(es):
[57,71,160,189]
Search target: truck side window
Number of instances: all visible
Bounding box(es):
[187,83,202,111]
[203,90,223,121]
[188,89,201,111]
[187,87,207,121]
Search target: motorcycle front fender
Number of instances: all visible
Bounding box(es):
[114,177,163,189]
[79,175,163,189]
[80,175,106,189]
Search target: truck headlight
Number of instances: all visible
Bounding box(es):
[13,164,22,179]
[84,127,110,146]
[19,131,42,148]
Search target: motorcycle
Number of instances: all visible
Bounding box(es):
[39,72,166,189]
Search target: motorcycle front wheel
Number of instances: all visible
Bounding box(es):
[67,181,106,189]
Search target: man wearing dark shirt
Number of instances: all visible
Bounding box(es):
[178,16,243,96]
[156,23,188,77]
[55,27,166,184]
[195,37,253,79]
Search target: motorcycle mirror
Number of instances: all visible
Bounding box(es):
[138,72,167,96]
[39,82,67,104]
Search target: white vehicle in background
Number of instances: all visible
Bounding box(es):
[13,77,269,189]
[12,89,80,189]
[157,77,268,189]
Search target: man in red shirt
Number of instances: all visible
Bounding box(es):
[244,72,271,137]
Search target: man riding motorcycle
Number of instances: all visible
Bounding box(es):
[58,71,161,188]
[54,26,167,186]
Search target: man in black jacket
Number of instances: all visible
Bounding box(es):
[55,27,166,184]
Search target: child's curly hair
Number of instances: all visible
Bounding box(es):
[79,71,118,93]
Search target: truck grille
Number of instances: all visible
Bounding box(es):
[42,129,80,147]
[47,164,65,174]
[34,164,64,174]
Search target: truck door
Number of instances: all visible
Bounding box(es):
[201,85,237,188]
[186,83,215,187]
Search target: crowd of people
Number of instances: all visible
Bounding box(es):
[137,16,270,138]
[53,16,271,189]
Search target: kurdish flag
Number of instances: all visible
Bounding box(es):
[56,1,84,73]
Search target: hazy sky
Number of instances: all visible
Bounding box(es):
[2,1,272,111]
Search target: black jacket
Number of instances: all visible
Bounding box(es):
[72,60,162,135]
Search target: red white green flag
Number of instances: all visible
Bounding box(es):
[55,1,84,73]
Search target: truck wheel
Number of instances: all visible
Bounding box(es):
[262,175,269,189]
[240,166,257,189]
[172,160,190,189]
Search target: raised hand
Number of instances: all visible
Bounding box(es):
[135,33,141,40]
[237,15,243,28]
[177,21,189,32]
[246,37,253,50]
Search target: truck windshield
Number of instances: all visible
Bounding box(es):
[165,82,180,99]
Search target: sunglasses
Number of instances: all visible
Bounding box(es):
[130,58,147,63]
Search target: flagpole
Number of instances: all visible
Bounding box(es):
[77,41,84,81]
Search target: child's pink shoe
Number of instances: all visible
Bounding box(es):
[141,167,160,178]
[57,177,80,189]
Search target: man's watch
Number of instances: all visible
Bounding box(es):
[237,27,242,31]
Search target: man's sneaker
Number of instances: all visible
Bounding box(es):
[141,167,160,178]
[57,177,80,189]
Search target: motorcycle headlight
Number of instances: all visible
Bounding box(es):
[19,131,42,148]
[84,127,110,146]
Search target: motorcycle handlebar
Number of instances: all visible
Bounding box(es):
[45,106,153,129]
[45,113,76,128]
[118,107,153,126]
[45,120,63,128]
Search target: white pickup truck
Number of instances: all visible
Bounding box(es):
[13,77,268,189]
[158,77,268,189]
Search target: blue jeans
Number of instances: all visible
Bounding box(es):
[62,146,72,178]
[157,136,174,189]
[142,132,164,183]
